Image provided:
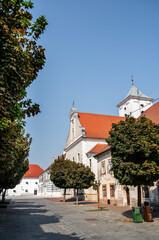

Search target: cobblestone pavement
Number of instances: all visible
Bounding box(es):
[0,197,159,240]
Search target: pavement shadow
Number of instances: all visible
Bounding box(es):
[151,209,159,219]
[41,232,85,240]
[122,208,159,220]
[73,201,97,205]
[60,197,76,202]
[122,210,133,218]
[0,199,86,240]
[11,203,46,209]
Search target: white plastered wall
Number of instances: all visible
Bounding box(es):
[119,99,153,118]
[66,137,106,179]
[7,178,39,196]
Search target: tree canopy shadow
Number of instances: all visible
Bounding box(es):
[0,199,86,240]
[122,210,133,218]
[122,207,159,220]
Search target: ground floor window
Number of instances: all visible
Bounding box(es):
[102,185,107,197]
[110,184,115,197]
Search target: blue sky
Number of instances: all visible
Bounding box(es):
[25,0,159,170]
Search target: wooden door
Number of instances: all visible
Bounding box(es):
[34,190,37,195]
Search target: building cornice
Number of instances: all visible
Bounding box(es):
[117,95,154,108]
[65,136,107,152]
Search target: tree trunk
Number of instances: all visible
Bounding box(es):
[137,185,141,207]
[76,189,78,205]
[63,188,66,203]
[97,183,100,210]
[2,189,6,203]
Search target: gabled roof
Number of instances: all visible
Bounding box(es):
[78,112,125,138]
[140,102,159,124]
[87,144,108,154]
[23,164,44,178]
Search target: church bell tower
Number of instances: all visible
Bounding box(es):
[117,78,154,118]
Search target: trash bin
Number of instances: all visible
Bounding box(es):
[144,206,154,222]
[107,199,110,204]
[132,207,143,223]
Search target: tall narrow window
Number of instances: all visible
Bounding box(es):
[78,153,80,163]
[101,161,106,174]
[110,184,115,197]
[89,159,91,168]
[107,159,112,175]
[102,185,107,197]
[72,128,74,138]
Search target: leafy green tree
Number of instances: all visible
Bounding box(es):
[50,157,95,204]
[0,0,47,199]
[0,121,31,201]
[0,0,47,122]
[50,157,75,202]
[71,163,95,204]
[106,116,159,206]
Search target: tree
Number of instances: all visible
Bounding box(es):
[106,116,159,206]
[50,157,95,204]
[0,0,48,123]
[50,157,75,202]
[71,163,95,204]
[0,0,47,199]
[0,122,31,201]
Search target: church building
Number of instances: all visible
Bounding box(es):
[64,80,158,205]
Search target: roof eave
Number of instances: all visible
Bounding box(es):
[94,147,111,158]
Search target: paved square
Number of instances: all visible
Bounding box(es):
[0,197,159,239]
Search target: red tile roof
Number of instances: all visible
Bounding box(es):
[45,162,54,171]
[141,102,159,124]
[87,144,108,154]
[78,112,125,138]
[23,164,44,178]
[94,145,111,157]
[45,154,66,172]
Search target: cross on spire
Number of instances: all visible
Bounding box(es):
[131,75,134,85]
[72,101,75,108]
